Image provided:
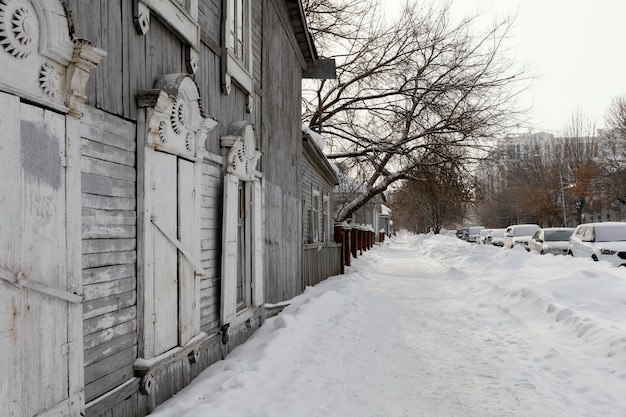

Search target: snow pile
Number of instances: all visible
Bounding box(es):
[150,231,626,417]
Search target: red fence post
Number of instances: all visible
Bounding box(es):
[334,223,347,274]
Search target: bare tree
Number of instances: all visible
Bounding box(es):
[388,152,471,233]
[601,96,626,212]
[303,0,528,222]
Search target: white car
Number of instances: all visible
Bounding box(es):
[528,227,574,255]
[503,224,540,250]
[487,228,506,247]
[477,229,492,244]
[568,222,626,267]
[467,226,485,243]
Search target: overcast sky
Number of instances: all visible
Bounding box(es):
[386,0,626,134]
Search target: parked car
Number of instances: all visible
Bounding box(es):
[503,224,540,250]
[528,227,575,255]
[477,229,493,244]
[456,227,469,240]
[467,226,485,243]
[487,228,506,247]
[568,222,626,267]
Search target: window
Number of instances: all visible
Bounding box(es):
[312,190,321,243]
[322,194,330,242]
[220,122,263,328]
[223,0,253,95]
[137,75,210,359]
[136,0,200,48]
[228,0,248,64]
[237,181,247,307]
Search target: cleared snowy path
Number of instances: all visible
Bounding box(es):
[150,233,626,417]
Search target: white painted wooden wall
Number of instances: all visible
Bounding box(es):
[0,92,81,416]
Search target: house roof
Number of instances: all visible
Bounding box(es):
[285,0,336,79]
[302,126,339,186]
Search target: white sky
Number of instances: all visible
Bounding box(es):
[385,0,626,134]
[149,232,626,417]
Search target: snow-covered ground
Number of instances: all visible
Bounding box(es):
[150,231,626,417]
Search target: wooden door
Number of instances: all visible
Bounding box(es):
[177,158,197,346]
[151,151,179,354]
[0,93,78,416]
[150,153,199,354]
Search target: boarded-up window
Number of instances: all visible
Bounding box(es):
[137,75,214,359]
[220,122,263,326]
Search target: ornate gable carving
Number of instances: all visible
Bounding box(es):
[0,0,104,115]
[139,73,218,159]
[221,121,262,181]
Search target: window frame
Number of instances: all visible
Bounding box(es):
[220,122,263,329]
[322,193,330,242]
[223,0,253,95]
[137,0,200,48]
[312,189,321,243]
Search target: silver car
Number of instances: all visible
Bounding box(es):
[528,227,575,255]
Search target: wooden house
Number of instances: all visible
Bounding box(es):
[0,0,333,416]
[379,203,394,240]
[301,125,342,288]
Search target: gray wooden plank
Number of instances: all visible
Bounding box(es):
[82,193,136,211]
[83,277,136,302]
[85,345,137,384]
[84,379,139,417]
[82,138,135,166]
[81,108,136,147]
[83,306,137,337]
[83,291,136,320]
[83,320,136,350]
[84,363,135,403]
[81,155,136,182]
[82,250,137,269]
[83,237,136,254]
[82,224,136,240]
[106,0,124,116]
[83,264,135,285]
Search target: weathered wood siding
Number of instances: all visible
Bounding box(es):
[302,244,343,288]
[80,106,138,403]
[200,159,223,332]
[61,0,311,415]
[69,0,186,120]
[262,0,306,303]
[196,0,261,156]
[302,158,335,244]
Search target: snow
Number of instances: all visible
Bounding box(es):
[149,231,626,417]
[302,124,326,152]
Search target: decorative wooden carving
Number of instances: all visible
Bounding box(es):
[139,73,218,159]
[38,62,58,96]
[0,0,104,116]
[221,121,261,181]
[0,0,37,58]
[66,39,107,117]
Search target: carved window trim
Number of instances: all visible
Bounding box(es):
[0,0,105,115]
[222,0,253,100]
[220,121,263,330]
[134,0,200,72]
[136,74,218,359]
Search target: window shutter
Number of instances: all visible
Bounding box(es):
[221,173,239,325]
[251,180,264,307]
